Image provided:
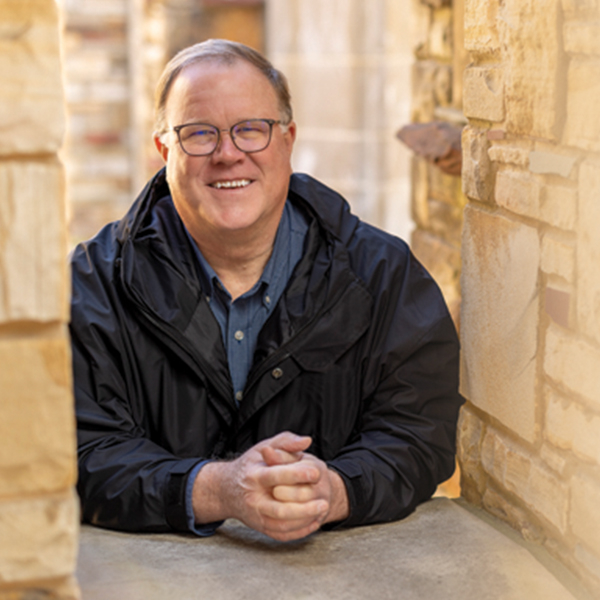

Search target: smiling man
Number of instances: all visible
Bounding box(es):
[71,40,463,541]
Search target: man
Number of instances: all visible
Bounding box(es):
[71,39,463,542]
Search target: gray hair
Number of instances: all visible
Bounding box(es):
[154,39,293,134]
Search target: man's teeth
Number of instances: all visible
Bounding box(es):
[211,179,251,189]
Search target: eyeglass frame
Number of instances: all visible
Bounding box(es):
[161,118,287,157]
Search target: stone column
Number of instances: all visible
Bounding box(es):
[0,1,79,598]
[459,0,600,595]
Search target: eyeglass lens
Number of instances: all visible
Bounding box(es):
[178,119,274,155]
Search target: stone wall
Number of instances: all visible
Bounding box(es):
[407,0,469,327]
[458,0,600,594]
[0,1,79,598]
[265,0,415,241]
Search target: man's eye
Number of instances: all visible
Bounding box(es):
[182,127,215,141]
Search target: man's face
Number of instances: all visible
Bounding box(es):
[155,59,296,244]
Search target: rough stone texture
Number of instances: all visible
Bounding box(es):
[0,492,79,585]
[481,429,569,534]
[482,486,543,544]
[545,386,600,463]
[463,66,505,122]
[456,405,486,500]
[544,323,600,410]
[565,59,600,153]
[495,169,542,220]
[541,234,575,282]
[577,159,600,344]
[540,183,578,231]
[488,143,531,167]
[76,499,582,600]
[570,473,600,558]
[462,126,494,202]
[499,0,562,140]
[0,336,76,498]
[0,162,68,323]
[460,206,540,443]
[0,0,65,155]
[463,0,500,53]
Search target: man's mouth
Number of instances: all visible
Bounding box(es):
[210,179,252,189]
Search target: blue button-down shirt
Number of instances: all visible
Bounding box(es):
[183,199,309,535]
[187,200,309,402]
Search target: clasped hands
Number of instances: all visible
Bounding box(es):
[192,431,349,541]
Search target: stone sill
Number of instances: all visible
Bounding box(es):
[77,497,591,600]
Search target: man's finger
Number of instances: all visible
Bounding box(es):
[261,446,302,467]
[258,461,321,488]
[258,496,329,522]
[272,483,316,503]
[265,431,312,455]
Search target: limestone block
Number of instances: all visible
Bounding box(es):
[564,21,600,55]
[0,336,76,498]
[457,406,484,476]
[462,126,494,203]
[540,443,568,477]
[565,59,600,152]
[463,66,505,122]
[495,169,542,219]
[544,323,600,409]
[571,473,600,557]
[545,386,600,463]
[460,207,540,443]
[481,429,569,533]
[411,61,452,123]
[410,157,429,230]
[541,234,575,282]
[577,160,600,344]
[0,0,65,155]
[0,162,68,323]
[540,184,577,231]
[488,143,530,167]
[499,0,562,140]
[428,8,453,61]
[529,151,578,179]
[0,491,79,584]
[464,0,500,53]
[482,487,544,543]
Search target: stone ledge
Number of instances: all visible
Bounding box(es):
[76,498,590,600]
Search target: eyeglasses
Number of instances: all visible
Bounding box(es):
[166,118,284,156]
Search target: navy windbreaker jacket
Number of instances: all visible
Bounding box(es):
[71,170,464,532]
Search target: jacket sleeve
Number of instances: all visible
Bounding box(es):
[327,245,464,527]
[71,238,203,533]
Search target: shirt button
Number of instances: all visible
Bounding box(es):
[271,367,283,379]
[234,330,244,341]
[265,294,271,305]
[235,391,243,402]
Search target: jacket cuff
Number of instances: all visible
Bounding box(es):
[324,462,365,529]
[165,458,210,532]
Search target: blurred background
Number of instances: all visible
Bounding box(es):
[58,0,464,249]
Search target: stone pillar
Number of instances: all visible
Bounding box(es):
[0,1,79,598]
[265,0,414,241]
[459,0,600,595]
[407,0,468,328]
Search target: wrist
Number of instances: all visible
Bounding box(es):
[324,468,350,524]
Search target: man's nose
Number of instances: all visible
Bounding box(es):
[211,129,244,161]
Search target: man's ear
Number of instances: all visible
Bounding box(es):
[154,134,169,162]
